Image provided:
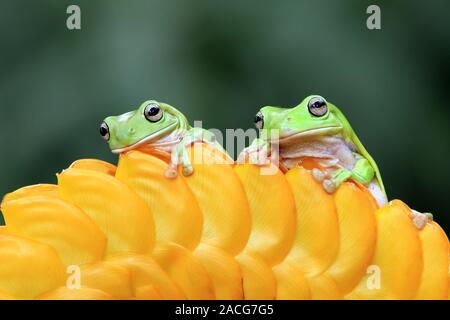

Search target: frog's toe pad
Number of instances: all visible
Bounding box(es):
[312,168,326,182]
[182,165,194,177]
[322,179,336,194]
[410,209,429,230]
[412,215,427,230]
[165,168,178,179]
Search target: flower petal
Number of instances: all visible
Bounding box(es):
[0,292,16,300]
[234,164,296,265]
[284,166,339,277]
[235,252,277,300]
[272,260,311,299]
[152,241,215,300]
[347,200,423,299]
[0,234,65,299]
[2,196,106,266]
[69,159,117,176]
[38,286,113,300]
[58,168,154,255]
[80,262,133,299]
[308,274,343,299]
[415,221,449,299]
[106,253,185,300]
[2,184,58,203]
[116,151,202,250]
[185,144,251,256]
[324,182,377,294]
[193,243,243,299]
[131,285,163,300]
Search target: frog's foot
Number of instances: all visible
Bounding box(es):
[311,168,335,192]
[322,179,336,194]
[311,168,327,182]
[164,161,193,179]
[164,164,178,179]
[179,145,194,176]
[314,168,352,194]
[409,209,432,230]
[164,143,195,179]
[181,163,194,177]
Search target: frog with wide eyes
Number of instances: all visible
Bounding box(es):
[100,99,227,178]
[239,95,388,206]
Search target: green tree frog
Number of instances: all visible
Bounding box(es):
[240,95,388,207]
[100,100,227,178]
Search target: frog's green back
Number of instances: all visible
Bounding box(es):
[329,103,386,196]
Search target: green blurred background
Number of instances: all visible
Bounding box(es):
[0,0,449,232]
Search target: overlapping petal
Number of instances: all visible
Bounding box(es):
[152,241,215,300]
[347,200,423,299]
[184,144,251,256]
[116,151,202,250]
[235,252,277,300]
[106,253,185,299]
[69,159,117,176]
[284,166,339,277]
[415,221,449,299]
[2,184,58,203]
[234,163,296,266]
[194,244,243,299]
[2,195,106,266]
[324,181,377,294]
[0,148,448,300]
[0,234,65,299]
[38,286,113,300]
[58,168,154,255]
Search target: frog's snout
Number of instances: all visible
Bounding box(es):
[114,127,136,142]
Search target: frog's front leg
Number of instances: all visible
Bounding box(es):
[237,138,271,165]
[164,128,225,179]
[164,142,193,178]
[312,157,375,194]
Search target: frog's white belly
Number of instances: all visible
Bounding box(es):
[144,130,183,153]
[279,136,357,170]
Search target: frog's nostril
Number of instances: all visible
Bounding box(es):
[128,128,136,135]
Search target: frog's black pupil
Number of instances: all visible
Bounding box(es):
[311,99,325,109]
[100,124,108,136]
[147,106,159,116]
[308,97,328,117]
[255,113,264,123]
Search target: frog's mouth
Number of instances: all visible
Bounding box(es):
[277,126,343,143]
[111,122,181,154]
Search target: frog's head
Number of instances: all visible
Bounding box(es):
[100,100,188,153]
[255,95,344,142]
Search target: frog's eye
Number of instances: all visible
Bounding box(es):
[254,112,264,130]
[144,102,163,122]
[308,97,328,117]
[99,122,110,141]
